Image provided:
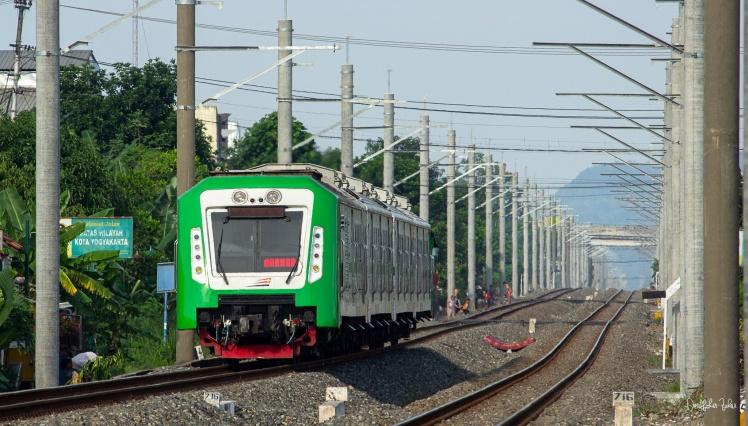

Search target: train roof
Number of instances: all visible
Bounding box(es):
[212,163,417,216]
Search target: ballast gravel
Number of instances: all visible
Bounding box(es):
[530,291,678,426]
[10,288,630,426]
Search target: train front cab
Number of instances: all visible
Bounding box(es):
[176,176,339,359]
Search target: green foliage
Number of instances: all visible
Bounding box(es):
[78,352,124,382]
[60,60,213,166]
[227,112,321,168]
[0,186,32,235]
[0,269,16,328]
[120,297,175,371]
[0,268,33,354]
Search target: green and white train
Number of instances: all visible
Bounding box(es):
[176,164,432,359]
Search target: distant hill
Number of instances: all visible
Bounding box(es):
[555,165,651,226]
[556,165,656,290]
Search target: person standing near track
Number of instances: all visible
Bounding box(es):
[504,282,513,304]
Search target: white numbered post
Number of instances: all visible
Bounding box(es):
[612,391,634,426]
[529,318,536,334]
[194,345,204,361]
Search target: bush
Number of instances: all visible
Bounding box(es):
[77,352,124,382]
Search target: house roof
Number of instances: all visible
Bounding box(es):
[0,49,97,72]
[0,50,98,115]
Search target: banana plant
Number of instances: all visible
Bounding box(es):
[0,186,70,238]
[152,176,177,251]
[0,186,117,302]
[0,269,15,329]
[55,222,117,303]
[0,268,31,351]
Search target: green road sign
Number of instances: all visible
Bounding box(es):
[70,217,133,259]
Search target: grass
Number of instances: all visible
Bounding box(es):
[665,381,680,393]
[122,333,175,372]
[647,353,671,368]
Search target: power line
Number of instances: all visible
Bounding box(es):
[72,55,665,121]
[59,4,673,58]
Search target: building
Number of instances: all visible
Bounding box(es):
[196,105,243,160]
[0,49,98,116]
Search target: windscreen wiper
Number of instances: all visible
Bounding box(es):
[217,217,230,286]
[285,244,302,285]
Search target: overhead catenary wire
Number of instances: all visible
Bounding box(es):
[59,4,674,57]
[71,55,665,121]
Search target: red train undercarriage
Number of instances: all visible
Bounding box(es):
[199,326,317,359]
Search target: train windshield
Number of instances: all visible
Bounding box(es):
[209,209,304,274]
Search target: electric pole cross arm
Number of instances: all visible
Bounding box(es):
[575,0,683,54]
[429,164,484,195]
[353,127,422,169]
[65,0,162,52]
[476,188,510,210]
[455,172,503,205]
[175,45,338,51]
[293,105,375,151]
[394,154,449,187]
[202,51,305,104]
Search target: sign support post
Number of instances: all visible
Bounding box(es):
[157,262,176,342]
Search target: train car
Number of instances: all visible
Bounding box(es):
[176,164,432,359]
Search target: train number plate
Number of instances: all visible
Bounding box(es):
[612,391,635,406]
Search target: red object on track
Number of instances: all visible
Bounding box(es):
[483,335,536,352]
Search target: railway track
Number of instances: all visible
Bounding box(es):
[0,288,575,420]
[411,288,575,337]
[396,289,632,426]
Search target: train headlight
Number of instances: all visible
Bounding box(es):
[191,228,207,284]
[266,190,282,204]
[231,190,248,204]
[308,226,323,283]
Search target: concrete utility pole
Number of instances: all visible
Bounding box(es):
[744,0,748,405]
[669,13,685,371]
[546,202,553,288]
[522,180,529,295]
[567,220,572,288]
[531,185,539,292]
[340,63,354,175]
[703,0,740,421]
[569,222,575,288]
[466,147,476,310]
[560,217,567,288]
[511,172,519,296]
[579,241,584,287]
[484,155,493,295]
[419,115,430,220]
[175,0,196,365]
[498,164,506,302]
[574,231,580,288]
[554,205,561,288]
[10,0,31,120]
[446,130,456,308]
[35,0,60,389]
[681,0,704,394]
[277,19,293,163]
[538,191,545,289]
[132,0,139,66]
[383,93,395,193]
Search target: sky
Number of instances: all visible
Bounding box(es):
[0,0,678,191]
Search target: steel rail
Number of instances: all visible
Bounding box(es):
[498,291,633,425]
[0,288,575,420]
[395,289,628,426]
[414,288,574,335]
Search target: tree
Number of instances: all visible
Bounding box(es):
[227,112,320,168]
[60,60,215,167]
